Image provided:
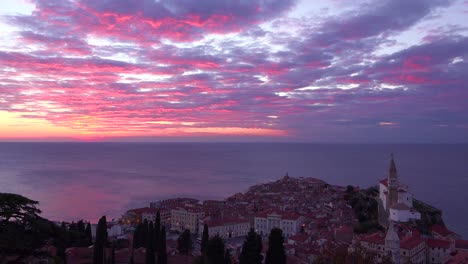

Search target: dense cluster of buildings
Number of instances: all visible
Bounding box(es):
[356,156,468,264]
[70,156,466,263]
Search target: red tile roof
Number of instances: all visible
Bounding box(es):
[205,217,249,227]
[428,238,451,249]
[127,207,158,214]
[400,236,424,250]
[432,224,459,237]
[456,240,468,250]
[361,233,385,245]
[445,251,468,264]
[289,233,310,243]
[380,178,388,187]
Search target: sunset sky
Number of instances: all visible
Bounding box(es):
[0,0,467,142]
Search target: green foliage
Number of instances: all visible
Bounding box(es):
[345,186,382,233]
[239,228,263,264]
[146,221,155,264]
[345,185,355,193]
[133,222,144,248]
[205,235,225,264]
[201,224,209,255]
[0,193,92,264]
[0,193,57,258]
[68,220,92,247]
[413,199,445,234]
[265,228,286,264]
[93,216,108,264]
[85,222,93,246]
[0,193,41,226]
[177,229,193,255]
[157,226,167,264]
[154,211,161,253]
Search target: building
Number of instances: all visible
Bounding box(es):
[431,225,461,240]
[428,238,455,264]
[378,155,421,224]
[360,221,426,264]
[399,235,425,264]
[200,217,250,239]
[122,207,157,225]
[443,250,468,264]
[171,206,205,233]
[254,210,304,238]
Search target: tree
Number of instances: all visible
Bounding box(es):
[57,222,69,264]
[0,193,41,226]
[143,220,149,247]
[86,222,93,246]
[224,248,232,264]
[77,220,86,233]
[205,235,225,264]
[0,193,52,258]
[177,229,193,255]
[239,228,263,264]
[157,226,167,264]
[154,211,161,253]
[109,244,116,264]
[201,224,209,255]
[133,223,143,249]
[265,228,286,264]
[146,221,155,264]
[93,216,108,264]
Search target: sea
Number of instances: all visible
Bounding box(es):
[0,142,467,237]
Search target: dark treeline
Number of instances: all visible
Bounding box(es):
[0,193,95,263]
[131,211,167,264]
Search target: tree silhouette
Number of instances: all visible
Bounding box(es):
[177,229,193,255]
[239,228,263,264]
[265,228,286,264]
[93,216,108,264]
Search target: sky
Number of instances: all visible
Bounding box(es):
[0,0,467,142]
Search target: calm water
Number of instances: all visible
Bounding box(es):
[0,143,467,237]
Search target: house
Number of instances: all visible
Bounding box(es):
[254,210,304,238]
[200,217,250,239]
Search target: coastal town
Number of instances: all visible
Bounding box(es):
[61,156,468,263]
[2,156,468,264]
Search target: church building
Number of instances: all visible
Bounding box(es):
[378,155,421,223]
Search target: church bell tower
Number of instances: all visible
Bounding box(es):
[387,154,399,210]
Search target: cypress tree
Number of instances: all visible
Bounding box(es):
[205,235,225,264]
[133,223,143,249]
[110,244,116,264]
[154,211,161,252]
[146,221,155,264]
[77,220,86,233]
[93,216,108,264]
[86,222,93,246]
[201,224,209,255]
[265,228,286,264]
[143,220,149,248]
[239,228,263,264]
[57,222,68,264]
[177,229,192,255]
[157,226,167,264]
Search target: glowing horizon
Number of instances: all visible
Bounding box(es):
[0,0,467,142]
